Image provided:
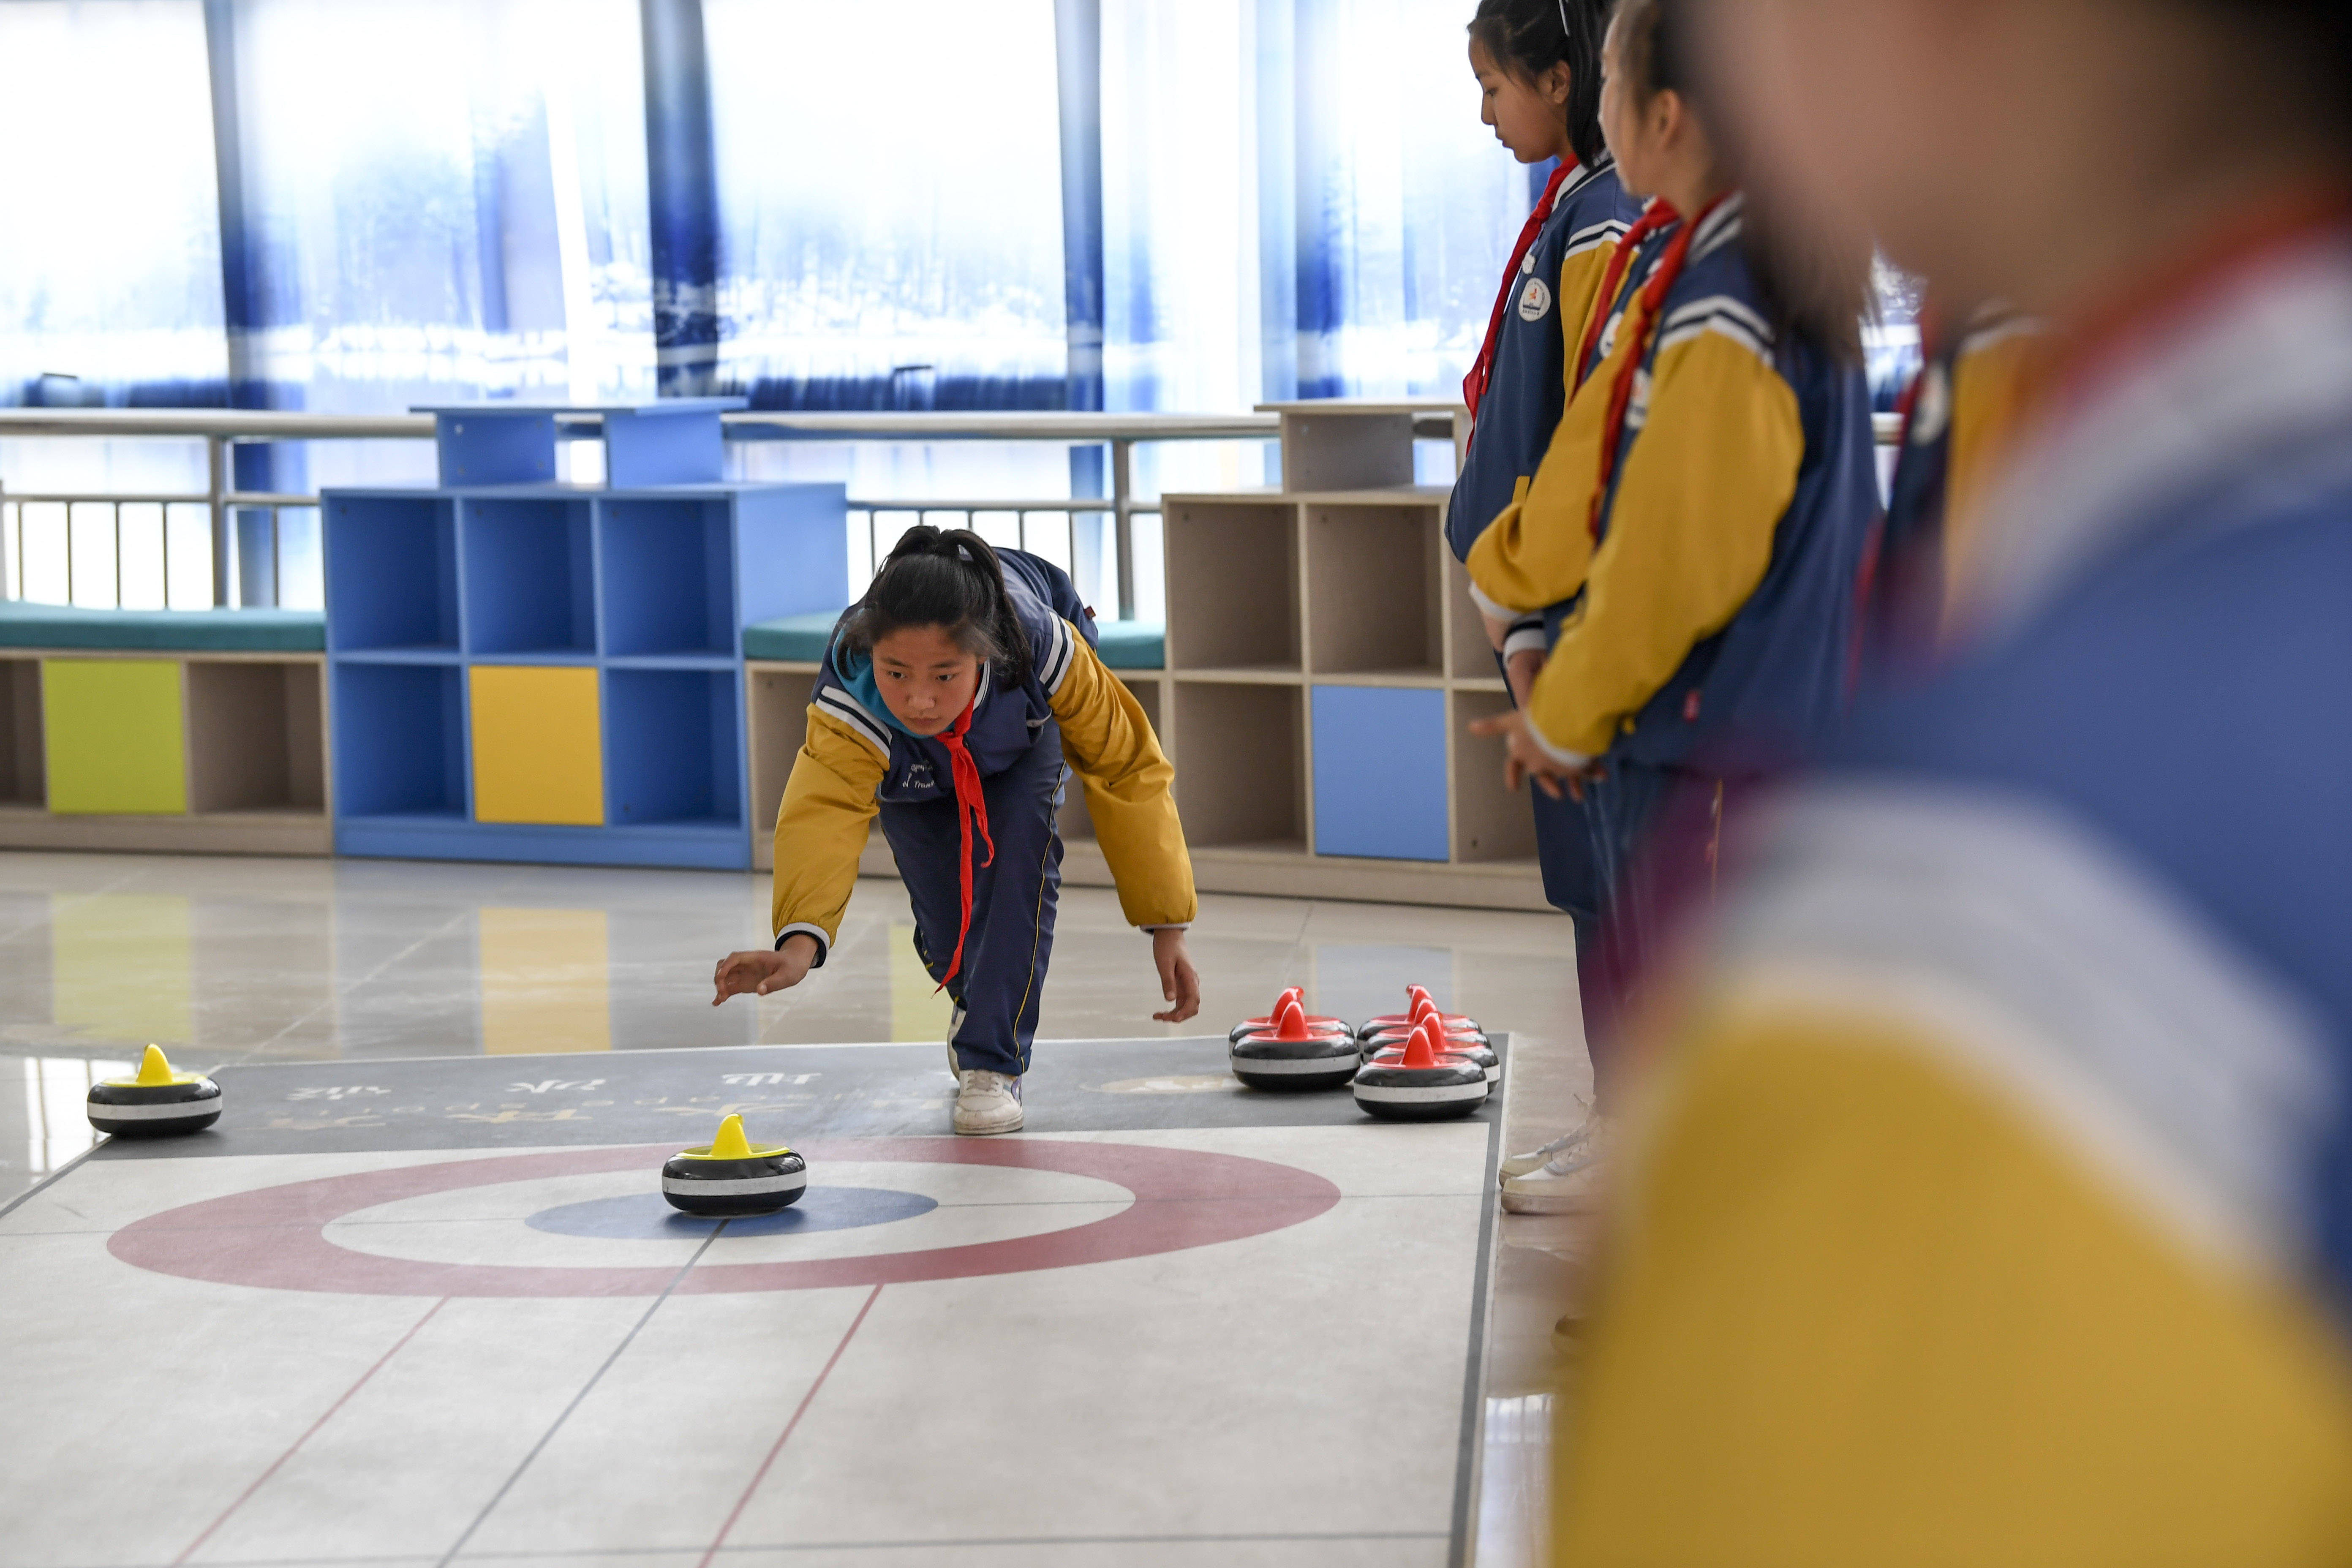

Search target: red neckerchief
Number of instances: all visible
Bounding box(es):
[1462,160,1584,426]
[1571,198,1679,392]
[1586,192,1732,539]
[935,694,996,987]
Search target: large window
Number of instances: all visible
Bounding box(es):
[704,0,1070,409]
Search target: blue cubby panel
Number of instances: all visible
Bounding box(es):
[332,662,467,818]
[604,667,743,826]
[428,409,557,487]
[604,406,725,487]
[1311,686,1449,861]
[324,495,459,652]
[599,498,735,657]
[735,484,852,626]
[463,498,595,655]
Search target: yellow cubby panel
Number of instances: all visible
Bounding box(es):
[469,665,604,826]
[43,659,187,815]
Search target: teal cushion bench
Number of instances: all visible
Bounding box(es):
[0,603,326,653]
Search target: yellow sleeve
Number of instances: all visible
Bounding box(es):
[768,707,886,958]
[1552,233,1621,399]
[1527,329,1803,758]
[1048,629,1197,929]
[1558,1005,2352,1565]
[1940,322,2043,629]
[1462,283,1647,618]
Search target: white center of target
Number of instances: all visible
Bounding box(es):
[323,1160,1134,1270]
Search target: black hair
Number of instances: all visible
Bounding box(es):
[1469,0,1610,169]
[1611,0,1874,365]
[839,525,1030,687]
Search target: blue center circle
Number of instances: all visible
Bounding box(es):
[526,1186,937,1239]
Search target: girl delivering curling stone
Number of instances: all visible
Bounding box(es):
[712,527,1200,1135]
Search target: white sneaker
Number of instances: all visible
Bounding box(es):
[953,1070,1024,1135]
[1499,1098,1594,1181]
[1499,1117,1609,1214]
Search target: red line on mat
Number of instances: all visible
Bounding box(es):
[173,1296,449,1566]
[697,1283,885,1568]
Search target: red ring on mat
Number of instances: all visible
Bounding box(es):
[107,1138,1342,1298]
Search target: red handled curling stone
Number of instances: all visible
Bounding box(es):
[661,1114,808,1217]
[1361,998,1489,1062]
[1351,1018,1489,1122]
[1366,1024,1499,1083]
[86,1045,222,1138]
[1228,986,1351,1045]
[1229,997,1360,1091]
[1356,985,1481,1044]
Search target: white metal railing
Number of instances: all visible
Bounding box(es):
[0,406,1905,617]
[0,408,1281,619]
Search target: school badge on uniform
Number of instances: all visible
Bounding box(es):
[1518,278,1553,322]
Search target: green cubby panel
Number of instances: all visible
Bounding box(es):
[44,659,186,816]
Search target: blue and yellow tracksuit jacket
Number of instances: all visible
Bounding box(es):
[1557,223,2352,1563]
[1445,156,1641,926]
[1446,154,1641,572]
[1467,195,1880,771]
[769,550,1195,1074]
[1872,299,2041,666]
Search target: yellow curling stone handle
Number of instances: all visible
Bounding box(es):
[678,1112,791,1162]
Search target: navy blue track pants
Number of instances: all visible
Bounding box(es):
[879,719,1066,1078]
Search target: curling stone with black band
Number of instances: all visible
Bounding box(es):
[86,1045,222,1138]
[1228,987,1352,1045]
[1230,997,1361,1091]
[1351,1018,1489,1122]
[661,1113,808,1216]
[1356,985,1481,1044]
[1365,1025,1500,1083]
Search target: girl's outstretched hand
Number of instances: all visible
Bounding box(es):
[1151,928,1201,1024]
[712,934,819,1005]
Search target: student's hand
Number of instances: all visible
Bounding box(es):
[1483,612,1516,651]
[1150,928,1201,1024]
[1467,708,1601,802]
[712,934,819,1006]
[1505,648,1544,708]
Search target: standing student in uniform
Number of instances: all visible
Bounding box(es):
[1867,295,2041,673]
[1556,0,2352,1558]
[712,528,1200,1135]
[1467,0,1881,1212]
[1451,0,1642,1184]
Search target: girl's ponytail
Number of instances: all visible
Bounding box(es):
[841,526,1033,688]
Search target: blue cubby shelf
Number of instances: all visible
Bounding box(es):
[322,473,847,871]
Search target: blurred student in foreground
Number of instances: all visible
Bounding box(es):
[1557,0,2352,1561]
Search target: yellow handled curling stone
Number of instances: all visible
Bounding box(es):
[86,1046,223,1138]
[661,1114,808,1217]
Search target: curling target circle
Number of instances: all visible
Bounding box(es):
[108,1138,1340,1298]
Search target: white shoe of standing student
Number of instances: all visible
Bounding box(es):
[1499,1098,1594,1181]
[953,1070,1025,1136]
[1499,1116,1610,1214]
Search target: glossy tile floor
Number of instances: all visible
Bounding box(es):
[0,851,1594,1566]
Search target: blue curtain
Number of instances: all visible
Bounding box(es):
[1,0,1542,424]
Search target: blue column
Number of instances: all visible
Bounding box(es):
[1054,0,1108,590]
[1255,0,1299,403]
[640,0,721,397]
[203,0,299,606]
